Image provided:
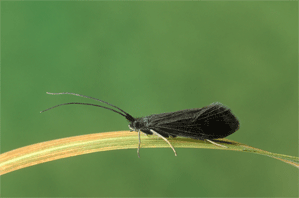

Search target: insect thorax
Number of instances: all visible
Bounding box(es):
[129,117,152,135]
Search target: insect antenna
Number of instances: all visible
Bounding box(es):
[40,92,135,122]
[40,102,126,116]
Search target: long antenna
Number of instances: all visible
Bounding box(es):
[41,92,135,122]
[46,92,130,115]
[40,102,127,117]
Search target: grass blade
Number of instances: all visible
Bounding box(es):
[0,131,298,175]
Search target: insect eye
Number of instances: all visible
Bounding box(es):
[134,121,140,129]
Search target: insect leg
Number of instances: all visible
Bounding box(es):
[206,139,228,148]
[128,125,134,132]
[137,130,141,158]
[150,129,177,156]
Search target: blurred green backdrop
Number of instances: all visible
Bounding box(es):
[2,1,297,197]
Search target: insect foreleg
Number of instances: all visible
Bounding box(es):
[137,130,141,158]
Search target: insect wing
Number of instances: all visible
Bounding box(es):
[148,103,239,139]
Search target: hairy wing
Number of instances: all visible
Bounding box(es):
[148,103,239,139]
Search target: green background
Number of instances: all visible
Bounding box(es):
[2,2,298,197]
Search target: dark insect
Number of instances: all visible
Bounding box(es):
[41,92,240,157]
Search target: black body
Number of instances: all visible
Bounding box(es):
[41,92,240,156]
[41,92,239,141]
[129,102,239,140]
